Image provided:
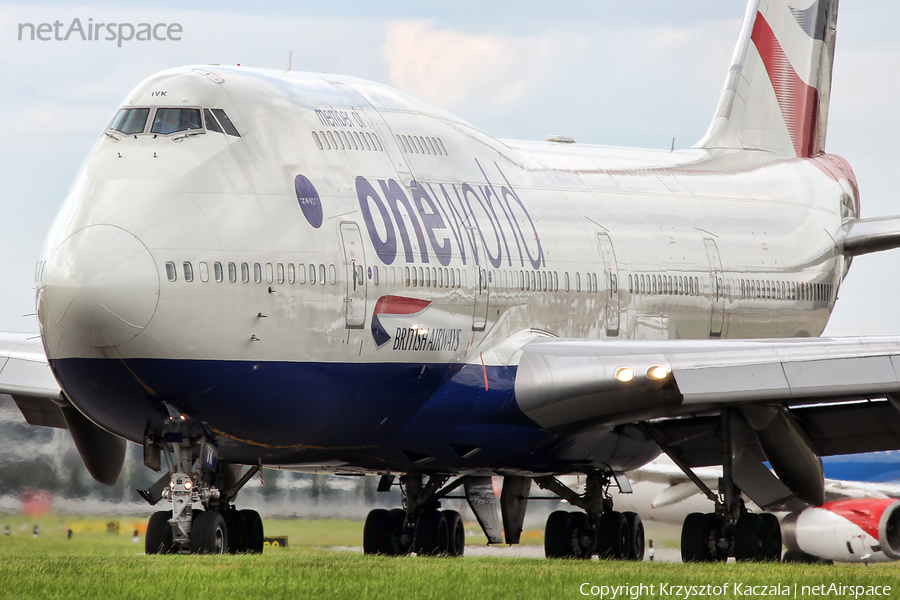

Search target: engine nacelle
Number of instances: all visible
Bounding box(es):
[782,499,900,563]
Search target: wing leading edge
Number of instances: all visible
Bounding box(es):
[0,333,64,428]
[515,336,900,433]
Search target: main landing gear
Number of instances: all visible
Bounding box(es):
[362,471,644,561]
[535,472,644,560]
[654,408,782,563]
[139,408,264,554]
[363,474,466,557]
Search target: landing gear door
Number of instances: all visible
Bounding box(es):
[704,238,725,338]
[340,222,367,329]
[596,233,620,337]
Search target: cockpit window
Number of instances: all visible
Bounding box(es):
[111,108,150,135]
[203,109,223,134]
[211,108,241,137]
[151,108,202,135]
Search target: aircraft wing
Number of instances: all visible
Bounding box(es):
[841,216,900,257]
[515,336,900,463]
[0,333,65,428]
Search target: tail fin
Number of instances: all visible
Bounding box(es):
[696,0,838,157]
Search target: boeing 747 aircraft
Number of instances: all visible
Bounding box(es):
[3,0,900,561]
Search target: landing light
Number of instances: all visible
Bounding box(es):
[647,365,669,380]
[615,367,635,383]
[184,480,192,490]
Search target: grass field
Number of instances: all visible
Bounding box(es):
[0,514,897,599]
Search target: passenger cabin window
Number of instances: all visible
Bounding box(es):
[111,108,150,135]
[183,262,194,282]
[165,261,177,282]
[214,262,223,283]
[151,108,202,135]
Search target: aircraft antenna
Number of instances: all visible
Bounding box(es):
[287,50,292,71]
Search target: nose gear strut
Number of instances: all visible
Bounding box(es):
[139,407,263,554]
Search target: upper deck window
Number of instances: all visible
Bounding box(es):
[151,108,202,135]
[111,108,150,135]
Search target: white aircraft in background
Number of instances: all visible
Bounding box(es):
[615,452,900,563]
[3,0,900,561]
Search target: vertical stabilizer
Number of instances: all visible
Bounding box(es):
[696,0,839,157]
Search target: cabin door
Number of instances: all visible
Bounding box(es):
[471,238,489,332]
[704,238,725,337]
[340,222,367,329]
[596,233,620,336]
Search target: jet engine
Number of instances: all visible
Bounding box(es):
[781,498,900,563]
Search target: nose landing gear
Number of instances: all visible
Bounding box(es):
[140,409,264,554]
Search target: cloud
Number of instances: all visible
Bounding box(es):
[15,103,110,134]
[382,20,565,113]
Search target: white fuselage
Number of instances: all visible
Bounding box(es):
[32,66,856,473]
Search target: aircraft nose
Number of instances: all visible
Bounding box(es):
[41,225,159,348]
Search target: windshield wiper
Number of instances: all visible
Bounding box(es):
[172,130,205,142]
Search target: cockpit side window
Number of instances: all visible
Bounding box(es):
[151,108,202,135]
[211,108,241,137]
[203,109,223,134]
[111,108,150,135]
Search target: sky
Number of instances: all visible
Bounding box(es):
[1,0,899,335]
